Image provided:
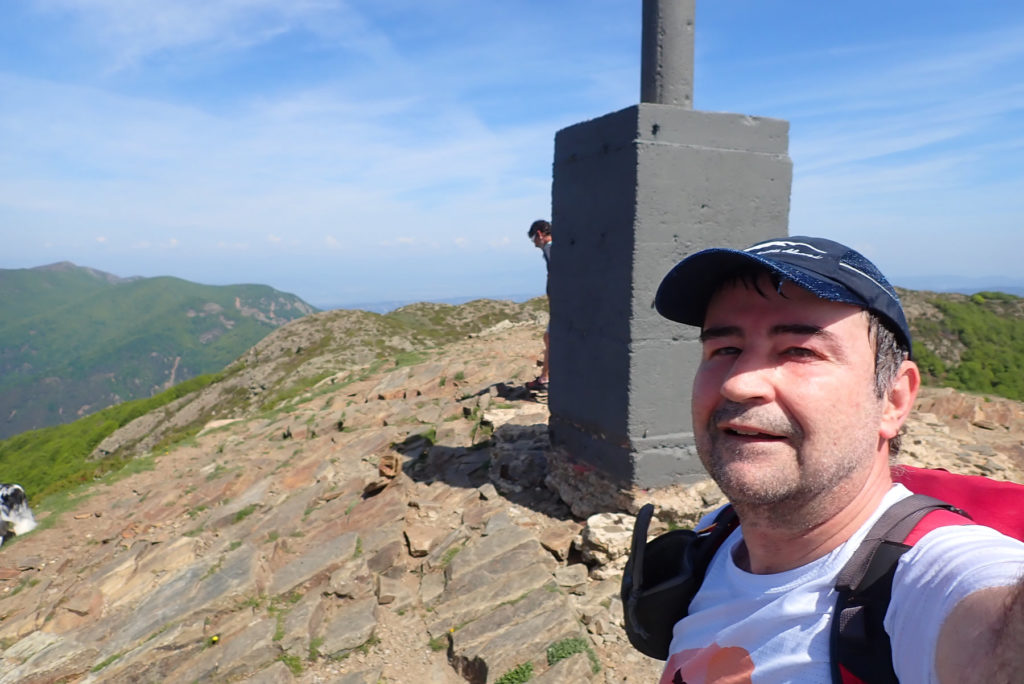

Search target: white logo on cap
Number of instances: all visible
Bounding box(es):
[745,240,826,260]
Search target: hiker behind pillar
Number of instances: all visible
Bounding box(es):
[526,219,552,390]
[651,236,1024,684]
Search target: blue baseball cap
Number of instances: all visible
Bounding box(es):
[655,236,913,355]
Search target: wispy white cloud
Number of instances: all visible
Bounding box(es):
[0,70,553,255]
[31,0,383,72]
[3,2,1023,304]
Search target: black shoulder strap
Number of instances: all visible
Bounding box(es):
[830,494,966,684]
[621,503,739,660]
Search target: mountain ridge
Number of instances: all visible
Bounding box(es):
[0,263,317,439]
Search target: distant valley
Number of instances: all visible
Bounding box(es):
[0,262,316,439]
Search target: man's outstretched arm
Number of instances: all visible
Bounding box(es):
[937,578,1024,684]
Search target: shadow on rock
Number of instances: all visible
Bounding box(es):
[392,416,573,522]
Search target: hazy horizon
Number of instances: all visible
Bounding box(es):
[6,259,1023,314]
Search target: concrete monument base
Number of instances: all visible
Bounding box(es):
[548,103,791,489]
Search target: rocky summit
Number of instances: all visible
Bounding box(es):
[1,314,1022,684]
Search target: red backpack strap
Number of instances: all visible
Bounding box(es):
[830,494,968,684]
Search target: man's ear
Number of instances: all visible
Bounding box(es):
[880,360,920,440]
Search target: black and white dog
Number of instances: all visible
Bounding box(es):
[0,484,37,547]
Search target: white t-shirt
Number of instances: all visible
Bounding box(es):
[660,484,1024,684]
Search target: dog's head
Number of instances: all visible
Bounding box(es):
[0,484,38,537]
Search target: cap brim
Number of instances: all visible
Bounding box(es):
[655,248,869,326]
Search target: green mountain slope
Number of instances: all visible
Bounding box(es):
[0,297,548,501]
[0,262,316,439]
[902,289,1024,401]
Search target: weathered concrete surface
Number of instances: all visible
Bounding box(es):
[641,0,695,107]
[549,103,792,490]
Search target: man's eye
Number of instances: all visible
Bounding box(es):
[783,347,816,358]
[708,346,740,357]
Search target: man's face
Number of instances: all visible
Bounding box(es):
[531,231,550,248]
[691,276,885,510]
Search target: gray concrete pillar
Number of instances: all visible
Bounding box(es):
[641,0,695,107]
[547,104,791,488]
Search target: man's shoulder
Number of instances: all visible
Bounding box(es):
[902,521,1024,563]
[892,515,1024,607]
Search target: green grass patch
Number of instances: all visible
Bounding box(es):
[273,611,286,642]
[277,653,303,676]
[0,371,225,503]
[144,622,175,643]
[201,556,224,580]
[495,661,534,684]
[440,544,462,568]
[2,576,38,599]
[206,463,229,481]
[101,454,157,485]
[239,595,263,610]
[394,350,430,368]
[547,636,601,673]
[149,424,203,455]
[91,652,123,673]
[309,635,325,660]
[356,634,380,655]
[233,504,257,523]
[428,635,448,652]
[260,370,335,412]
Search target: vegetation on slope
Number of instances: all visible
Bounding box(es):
[910,291,1024,401]
[0,263,314,438]
[0,297,548,508]
[0,372,226,501]
[3,286,1021,513]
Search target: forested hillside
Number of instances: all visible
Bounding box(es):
[0,262,315,438]
[903,289,1024,401]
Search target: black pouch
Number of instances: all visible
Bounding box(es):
[620,503,738,660]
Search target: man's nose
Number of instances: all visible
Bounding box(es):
[719,356,775,404]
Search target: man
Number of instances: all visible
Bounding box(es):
[652,236,1024,683]
[527,219,552,390]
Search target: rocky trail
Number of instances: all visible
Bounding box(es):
[1,317,1022,684]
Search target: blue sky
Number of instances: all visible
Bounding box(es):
[2,1,1022,308]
